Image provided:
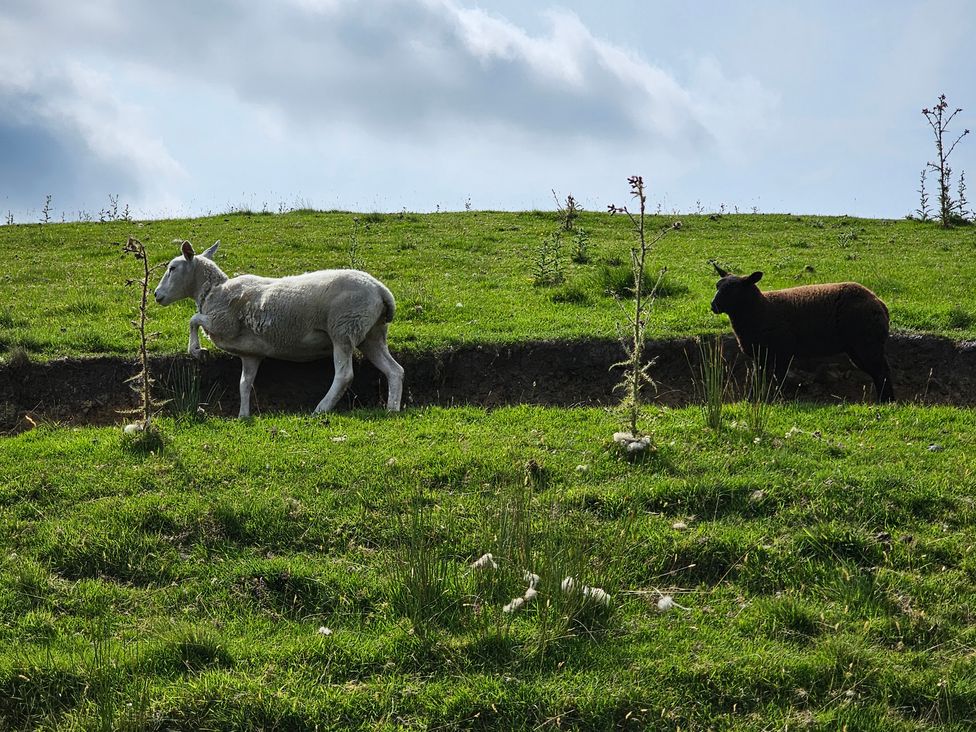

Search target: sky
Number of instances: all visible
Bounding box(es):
[1,0,974,222]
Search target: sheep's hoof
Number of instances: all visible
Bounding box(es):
[189,347,209,360]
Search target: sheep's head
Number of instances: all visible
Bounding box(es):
[710,269,763,315]
[154,240,219,306]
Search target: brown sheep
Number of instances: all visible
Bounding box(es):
[710,263,894,402]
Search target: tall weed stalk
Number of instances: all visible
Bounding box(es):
[608,175,679,439]
[119,236,167,438]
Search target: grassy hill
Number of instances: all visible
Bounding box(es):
[1,211,974,360]
[2,210,976,729]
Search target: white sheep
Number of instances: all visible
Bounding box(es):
[154,240,404,417]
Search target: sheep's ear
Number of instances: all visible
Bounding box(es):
[202,240,220,260]
[747,271,763,284]
[711,260,729,278]
[181,240,195,261]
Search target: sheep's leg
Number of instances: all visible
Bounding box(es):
[359,325,404,411]
[314,343,355,414]
[848,349,895,403]
[188,313,209,359]
[238,355,262,418]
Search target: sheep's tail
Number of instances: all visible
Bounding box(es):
[381,284,396,323]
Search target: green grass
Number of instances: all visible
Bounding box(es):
[1,211,975,359]
[1,404,974,729]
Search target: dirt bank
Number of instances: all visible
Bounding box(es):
[2,334,974,431]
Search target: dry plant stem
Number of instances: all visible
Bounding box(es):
[122,236,165,427]
[922,94,970,227]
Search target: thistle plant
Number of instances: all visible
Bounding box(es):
[120,236,167,436]
[922,94,970,227]
[956,170,970,221]
[552,190,582,231]
[607,175,680,449]
[915,168,931,221]
[531,232,565,286]
[608,175,678,443]
[571,227,590,264]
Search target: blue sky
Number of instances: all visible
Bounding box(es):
[1,0,973,221]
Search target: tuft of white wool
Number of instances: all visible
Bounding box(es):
[522,587,538,603]
[317,626,333,635]
[656,595,675,612]
[583,586,611,606]
[152,240,404,418]
[503,596,525,614]
[122,422,144,435]
[523,570,540,589]
[470,553,498,571]
[613,432,652,454]
[561,576,577,594]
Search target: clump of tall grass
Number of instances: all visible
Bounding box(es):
[744,347,786,437]
[386,492,464,637]
[161,360,222,422]
[694,335,729,432]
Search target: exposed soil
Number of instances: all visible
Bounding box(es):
[2,334,975,432]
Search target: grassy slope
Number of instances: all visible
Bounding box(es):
[1,405,974,729]
[1,211,975,359]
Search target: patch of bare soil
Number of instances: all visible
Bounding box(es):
[2,334,974,432]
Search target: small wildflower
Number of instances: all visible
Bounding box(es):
[317,626,333,636]
[331,435,347,443]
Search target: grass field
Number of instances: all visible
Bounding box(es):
[2,211,975,729]
[1,405,975,729]
[1,211,975,360]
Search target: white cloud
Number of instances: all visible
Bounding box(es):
[0,0,776,216]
